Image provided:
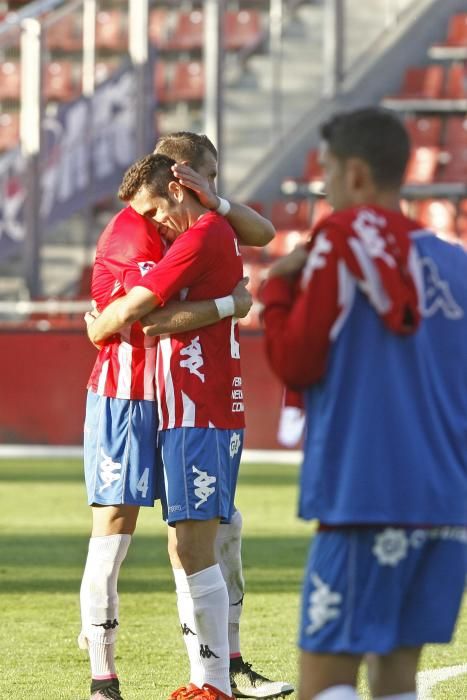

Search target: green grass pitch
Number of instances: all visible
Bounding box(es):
[0,459,465,699]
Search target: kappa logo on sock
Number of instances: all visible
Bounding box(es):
[200,644,220,659]
[181,623,196,636]
[92,618,119,630]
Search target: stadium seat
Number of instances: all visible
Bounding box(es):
[435,13,467,48]
[444,63,467,99]
[148,8,171,50]
[154,61,170,103]
[270,199,312,230]
[415,199,457,239]
[0,61,21,101]
[435,146,467,183]
[44,61,79,102]
[45,13,82,52]
[169,61,205,103]
[404,116,442,147]
[390,65,445,100]
[404,146,439,185]
[168,10,204,52]
[0,112,19,152]
[224,10,262,51]
[311,198,333,226]
[444,116,467,147]
[95,10,127,52]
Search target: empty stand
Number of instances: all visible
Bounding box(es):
[148,8,171,50]
[45,62,79,102]
[167,61,205,103]
[281,149,324,195]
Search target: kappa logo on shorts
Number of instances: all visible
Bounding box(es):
[372,528,409,566]
[306,572,342,636]
[192,465,216,508]
[230,432,241,458]
[99,449,122,493]
[180,336,205,382]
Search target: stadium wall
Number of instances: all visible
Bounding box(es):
[0,329,284,448]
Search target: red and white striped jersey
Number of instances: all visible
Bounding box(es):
[87,206,164,400]
[138,211,245,429]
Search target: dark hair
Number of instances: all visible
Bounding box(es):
[154,131,217,170]
[320,107,410,189]
[118,153,178,201]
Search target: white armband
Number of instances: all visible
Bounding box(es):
[214,295,235,319]
[216,197,231,216]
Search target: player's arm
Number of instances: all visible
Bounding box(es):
[172,163,275,247]
[86,286,160,345]
[260,232,341,388]
[141,277,252,336]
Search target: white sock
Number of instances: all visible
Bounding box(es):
[187,564,230,696]
[314,686,360,700]
[215,510,244,659]
[173,567,204,687]
[79,534,131,681]
[374,694,416,700]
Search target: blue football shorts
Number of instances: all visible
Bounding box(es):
[299,526,467,655]
[157,427,244,525]
[83,390,158,507]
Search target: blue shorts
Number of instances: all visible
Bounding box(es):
[83,391,158,507]
[299,526,467,655]
[158,427,244,525]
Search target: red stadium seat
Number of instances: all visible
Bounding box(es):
[435,146,467,183]
[444,116,467,147]
[148,9,171,50]
[311,199,333,226]
[224,10,262,51]
[95,10,127,52]
[168,10,204,51]
[441,13,467,47]
[415,199,457,239]
[169,61,205,102]
[404,117,442,147]
[154,61,169,103]
[44,62,79,102]
[444,63,467,99]
[0,112,19,151]
[393,66,445,99]
[270,199,312,230]
[404,146,439,185]
[45,14,82,52]
[0,61,21,101]
[266,229,308,258]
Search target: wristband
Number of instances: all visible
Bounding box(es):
[214,295,235,319]
[216,197,231,216]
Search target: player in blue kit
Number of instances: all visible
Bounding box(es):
[261,107,467,700]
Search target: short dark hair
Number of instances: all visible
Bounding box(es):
[320,107,410,189]
[154,131,217,169]
[118,153,177,201]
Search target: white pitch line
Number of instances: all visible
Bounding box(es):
[417,663,467,700]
